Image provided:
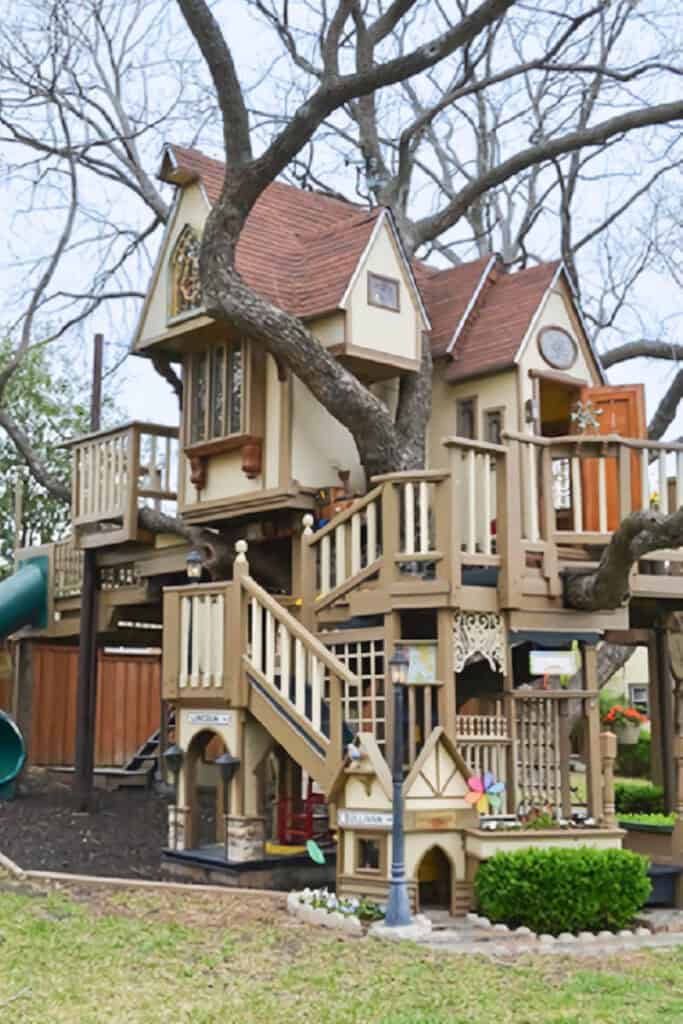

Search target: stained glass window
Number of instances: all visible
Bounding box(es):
[188,342,245,443]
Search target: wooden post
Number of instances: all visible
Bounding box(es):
[600,731,618,828]
[299,514,316,631]
[232,540,250,707]
[497,442,523,609]
[73,332,103,811]
[558,701,572,819]
[503,632,518,814]
[13,640,33,775]
[655,626,675,813]
[582,644,603,822]
[437,607,456,741]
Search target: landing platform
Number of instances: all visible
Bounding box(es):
[162,844,336,890]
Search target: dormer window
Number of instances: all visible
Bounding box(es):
[170,225,202,318]
[367,272,400,312]
[187,342,244,445]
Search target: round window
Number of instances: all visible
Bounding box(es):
[538,326,577,370]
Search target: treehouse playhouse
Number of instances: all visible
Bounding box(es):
[9,143,683,914]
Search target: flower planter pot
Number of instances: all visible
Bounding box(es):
[615,722,641,746]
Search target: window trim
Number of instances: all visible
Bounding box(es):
[354,832,387,875]
[367,271,401,313]
[184,340,248,451]
[456,396,478,440]
[483,406,505,446]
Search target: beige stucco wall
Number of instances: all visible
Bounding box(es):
[290,375,365,492]
[136,184,209,347]
[181,448,262,507]
[428,364,518,468]
[347,219,421,363]
[517,279,601,414]
[313,312,346,349]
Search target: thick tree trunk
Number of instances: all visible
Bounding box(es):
[565,508,683,611]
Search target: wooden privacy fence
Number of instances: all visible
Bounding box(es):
[29,645,161,767]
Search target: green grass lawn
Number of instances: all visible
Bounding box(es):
[1,872,683,1024]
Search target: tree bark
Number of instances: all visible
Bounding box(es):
[564,508,683,610]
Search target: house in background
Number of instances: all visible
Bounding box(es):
[8,145,683,912]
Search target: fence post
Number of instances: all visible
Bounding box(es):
[497,444,523,608]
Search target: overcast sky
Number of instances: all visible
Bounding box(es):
[1,0,681,443]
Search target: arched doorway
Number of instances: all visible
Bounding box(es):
[417,846,453,913]
[185,729,228,851]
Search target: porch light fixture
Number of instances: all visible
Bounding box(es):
[216,752,241,863]
[163,743,184,781]
[385,646,412,928]
[186,549,203,580]
[388,648,410,687]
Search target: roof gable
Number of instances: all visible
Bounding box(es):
[403,726,470,800]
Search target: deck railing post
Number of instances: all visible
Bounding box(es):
[446,448,462,602]
[232,540,250,706]
[600,730,618,829]
[497,443,523,608]
[380,481,400,591]
[299,514,316,630]
[582,644,603,823]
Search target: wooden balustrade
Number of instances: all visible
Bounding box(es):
[67,421,179,548]
[302,485,383,611]
[163,581,232,699]
[456,707,511,810]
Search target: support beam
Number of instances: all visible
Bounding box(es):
[583,644,603,822]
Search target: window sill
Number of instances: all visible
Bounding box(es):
[183,433,257,459]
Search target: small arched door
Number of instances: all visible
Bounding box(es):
[185,729,228,851]
[417,846,453,913]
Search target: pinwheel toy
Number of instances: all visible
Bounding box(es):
[465,772,506,814]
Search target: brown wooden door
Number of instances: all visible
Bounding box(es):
[579,384,646,531]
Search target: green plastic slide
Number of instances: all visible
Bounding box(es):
[0,556,48,637]
[0,711,25,800]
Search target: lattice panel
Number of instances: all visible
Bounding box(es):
[326,636,386,752]
[515,696,562,811]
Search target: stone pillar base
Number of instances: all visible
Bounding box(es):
[226,815,266,862]
[168,804,189,851]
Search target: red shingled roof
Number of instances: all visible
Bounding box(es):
[415,256,494,357]
[162,145,563,375]
[166,145,378,320]
[446,261,561,382]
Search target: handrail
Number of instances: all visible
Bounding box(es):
[370,469,449,483]
[442,435,507,456]
[241,574,359,689]
[63,420,179,448]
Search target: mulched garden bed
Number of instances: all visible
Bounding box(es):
[0,769,172,879]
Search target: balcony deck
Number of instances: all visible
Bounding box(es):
[65,421,179,549]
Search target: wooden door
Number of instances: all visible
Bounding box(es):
[579,384,646,532]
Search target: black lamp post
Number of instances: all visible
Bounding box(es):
[163,744,184,851]
[215,752,241,861]
[385,647,412,927]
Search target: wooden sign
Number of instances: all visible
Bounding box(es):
[529,650,578,676]
[337,809,392,830]
[187,711,233,727]
[412,810,458,831]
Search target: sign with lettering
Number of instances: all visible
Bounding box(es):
[412,810,458,831]
[187,711,233,727]
[337,810,393,830]
[529,650,577,677]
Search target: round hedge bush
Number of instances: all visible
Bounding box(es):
[474,847,651,935]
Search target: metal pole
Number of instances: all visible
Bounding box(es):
[224,776,230,862]
[385,680,412,927]
[73,333,103,811]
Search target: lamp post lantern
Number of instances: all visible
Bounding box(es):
[163,744,185,851]
[186,549,203,580]
[215,752,241,862]
[385,647,412,927]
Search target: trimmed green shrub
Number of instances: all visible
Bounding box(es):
[618,813,675,827]
[615,780,664,814]
[615,734,651,779]
[475,847,651,935]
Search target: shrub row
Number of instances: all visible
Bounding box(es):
[615,781,664,815]
[475,847,651,935]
